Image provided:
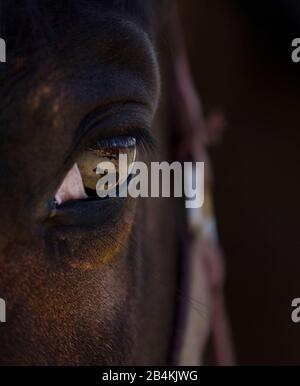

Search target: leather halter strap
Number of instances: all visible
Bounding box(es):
[166,2,235,366]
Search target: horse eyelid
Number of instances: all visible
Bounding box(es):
[84,127,156,156]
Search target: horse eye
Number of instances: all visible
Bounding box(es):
[55,136,136,205]
[77,136,136,197]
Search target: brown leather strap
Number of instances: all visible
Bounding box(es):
[166,1,235,366]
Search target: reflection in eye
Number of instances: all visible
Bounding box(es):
[55,136,136,205]
[77,136,136,197]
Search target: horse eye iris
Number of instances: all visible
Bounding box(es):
[54,136,136,205]
[77,136,136,197]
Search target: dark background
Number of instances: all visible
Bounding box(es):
[178,0,300,364]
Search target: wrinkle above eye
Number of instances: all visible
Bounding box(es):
[55,163,87,205]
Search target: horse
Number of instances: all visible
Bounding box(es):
[0,0,233,365]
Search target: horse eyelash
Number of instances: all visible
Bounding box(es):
[87,127,156,155]
[128,127,157,154]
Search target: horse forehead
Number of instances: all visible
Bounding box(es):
[31,83,57,110]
